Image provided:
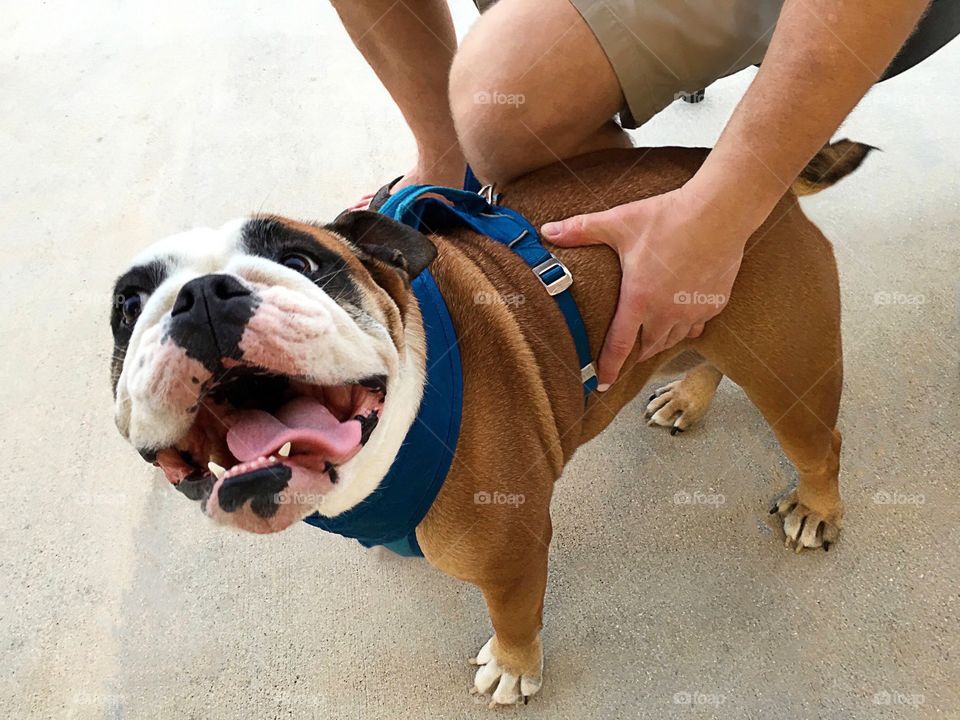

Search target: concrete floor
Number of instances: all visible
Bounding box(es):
[2,1,958,718]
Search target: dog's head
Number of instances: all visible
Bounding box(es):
[109,212,435,533]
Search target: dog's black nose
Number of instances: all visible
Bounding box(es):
[168,274,256,369]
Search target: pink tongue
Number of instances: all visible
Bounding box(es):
[226,396,362,463]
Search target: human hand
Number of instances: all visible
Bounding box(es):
[348,157,466,211]
[542,183,754,390]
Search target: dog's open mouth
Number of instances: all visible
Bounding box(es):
[152,367,386,525]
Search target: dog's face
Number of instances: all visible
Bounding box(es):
[110,212,435,533]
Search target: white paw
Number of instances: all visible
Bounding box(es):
[770,487,842,553]
[644,377,715,435]
[645,381,691,434]
[469,636,543,707]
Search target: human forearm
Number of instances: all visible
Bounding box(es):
[688,0,930,234]
[332,0,461,165]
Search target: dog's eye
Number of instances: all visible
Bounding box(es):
[118,291,147,328]
[281,252,318,274]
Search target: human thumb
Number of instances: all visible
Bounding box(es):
[541,213,606,247]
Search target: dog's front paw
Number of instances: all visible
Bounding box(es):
[469,635,543,707]
[771,487,842,552]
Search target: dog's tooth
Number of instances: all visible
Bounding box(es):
[268,455,277,463]
[207,462,226,481]
[278,442,291,458]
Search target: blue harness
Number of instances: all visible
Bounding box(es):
[303,172,597,556]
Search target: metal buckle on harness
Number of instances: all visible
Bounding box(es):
[581,362,598,384]
[533,255,573,296]
[478,183,499,205]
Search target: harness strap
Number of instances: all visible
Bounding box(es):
[377,182,598,395]
[302,265,462,557]
[463,165,483,194]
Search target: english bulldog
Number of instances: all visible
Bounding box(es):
[109,143,870,706]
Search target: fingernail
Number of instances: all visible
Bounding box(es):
[597,383,610,392]
[541,222,560,238]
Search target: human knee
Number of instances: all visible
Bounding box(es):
[449,51,543,182]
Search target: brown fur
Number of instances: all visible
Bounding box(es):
[793,139,876,196]
[403,146,850,682]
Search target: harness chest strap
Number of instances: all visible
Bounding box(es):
[302,178,597,557]
[302,265,462,557]
[378,182,598,394]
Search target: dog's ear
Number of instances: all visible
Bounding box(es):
[326,210,437,278]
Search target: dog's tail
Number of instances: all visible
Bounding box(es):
[791,139,877,196]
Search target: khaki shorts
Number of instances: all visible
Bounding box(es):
[570,0,786,127]
[476,0,786,129]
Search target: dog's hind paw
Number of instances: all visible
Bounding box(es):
[469,635,543,708]
[645,379,712,434]
[771,487,842,553]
